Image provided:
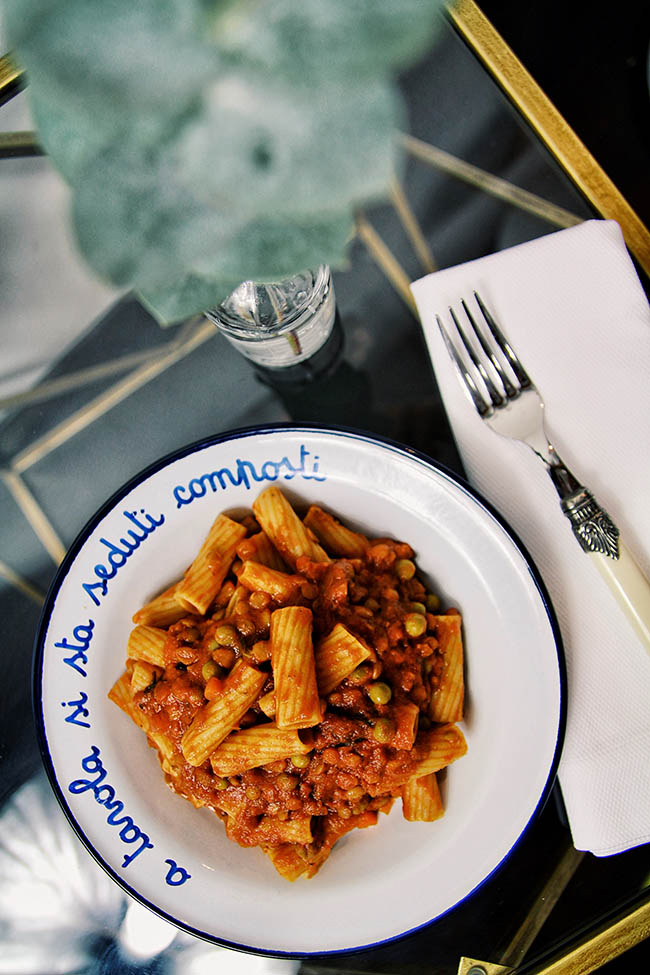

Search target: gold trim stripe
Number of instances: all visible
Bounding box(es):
[0,54,25,105]
[2,469,66,565]
[401,133,583,230]
[459,897,650,975]
[458,960,510,975]
[531,897,650,975]
[355,213,418,315]
[0,130,42,157]
[448,0,650,276]
[11,316,214,473]
[0,345,171,411]
[0,558,45,606]
[498,847,585,968]
[0,53,22,87]
[390,177,437,273]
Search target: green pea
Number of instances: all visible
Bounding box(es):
[346,786,365,801]
[349,662,373,684]
[410,601,426,615]
[404,613,427,638]
[291,753,311,768]
[202,660,219,682]
[276,773,299,790]
[395,558,416,580]
[426,593,441,612]
[367,681,392,706]
[372,717,395,743]
[214,777,228,790]
[245,785,261,800]
[215,624,240,647]
[206,637,219,652]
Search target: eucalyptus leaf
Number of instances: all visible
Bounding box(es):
[5,0,444,323]
[215,0,446,87]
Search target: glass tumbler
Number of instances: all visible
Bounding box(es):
[205,264,342,387]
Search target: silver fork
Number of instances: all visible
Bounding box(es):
[438,292,650,655]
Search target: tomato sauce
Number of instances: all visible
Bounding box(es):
[133,536,449,851]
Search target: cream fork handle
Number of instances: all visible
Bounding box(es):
[551,469,650,656]
[589,541,650,655]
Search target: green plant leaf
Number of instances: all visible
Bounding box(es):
[5,0,444,323]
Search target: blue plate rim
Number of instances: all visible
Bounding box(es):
[32,421,567,959]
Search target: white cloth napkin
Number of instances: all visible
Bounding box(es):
[411,219,650,856]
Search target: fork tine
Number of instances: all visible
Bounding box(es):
[473,292,532,390]
[449,307,505,408]
[436,315,490,417]
[461,299,518,399]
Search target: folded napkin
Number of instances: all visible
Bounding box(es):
[411,219,650,856]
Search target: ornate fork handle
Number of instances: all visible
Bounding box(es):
[547,463,620,559]
[544,457,650,652]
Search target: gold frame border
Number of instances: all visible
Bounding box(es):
[448,0,650,278]
[0,53,22,102]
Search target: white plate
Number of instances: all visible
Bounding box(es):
[34,425,565,956]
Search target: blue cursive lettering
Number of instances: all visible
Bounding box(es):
[56,620,95,677]
[173,444,326,508]
[61,691,91,728]
[68,746,154,867]
[164,859,192,886]
[81,509,164,606]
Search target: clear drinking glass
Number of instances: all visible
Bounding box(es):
[205,264,342,386]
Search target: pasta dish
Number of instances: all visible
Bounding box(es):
[109,486,467,880]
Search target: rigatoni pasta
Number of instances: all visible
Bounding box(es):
[237,560,304,605]
[111,486,468,880]
[181,660,267,766]
[130,660,160,695]
[401,772,444,822]
[304,504,370,557]
[429,614,465,723]
[314,623,372,696]
[176,513,247,614]
[132,582,187,627]
[270,606,322,730]
[236,531,287,571]
[210,724,312,776]
[252,486,329,567]
[408,724,468,780]
[126,624,167,667]
[109,671,179,776]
